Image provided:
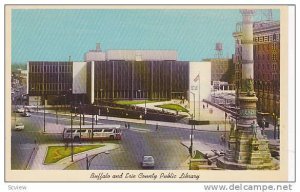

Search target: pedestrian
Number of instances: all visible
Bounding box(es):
[65,142,69,150]
[220,134,225,144]
[128,123,130,129]
[217,124,219,131]
[125,123,127,129]
[203,104,205,109]
[156,123,159,131]
[207,103,208,108]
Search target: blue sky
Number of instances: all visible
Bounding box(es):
[11,9,279,64]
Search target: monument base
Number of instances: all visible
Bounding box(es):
[216,156,277,170]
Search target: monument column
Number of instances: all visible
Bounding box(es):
[235,9,257,164]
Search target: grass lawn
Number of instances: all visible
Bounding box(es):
[155,104,189,113]
[44,144,104,164]
[114,100,157,105]
[193,150,205,159]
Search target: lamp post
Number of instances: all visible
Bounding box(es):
[31,88,38,112]
[99,89,103,122]
[224,112,228,144]
[43,90,46,133]
[79,102,82,142]
[92,113,94,141]
[272,113,277,139]
[277,117,280,139]
[188,91,195,170]
[138,90,147,124]
[55,95,58,124]
[70,105,74,162]
[106,107,109,120]
[86,151,109,170]
[63,94,66,114]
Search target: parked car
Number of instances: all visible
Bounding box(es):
[15,122,24,131]
[141,155,155,169]
[21,112,31,117]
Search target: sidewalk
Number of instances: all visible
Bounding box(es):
[181,140,225,156]
[29,142,119,170]
[36,103,274,134]
[37,109,231,134]
[135,100,229,123]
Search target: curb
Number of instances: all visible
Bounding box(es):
[25,144,39,170]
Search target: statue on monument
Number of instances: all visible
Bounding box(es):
[229,118,235,136]
[251,121,257,138]
[246,78,255,96]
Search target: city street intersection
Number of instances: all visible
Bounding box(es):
[11,105,277,170]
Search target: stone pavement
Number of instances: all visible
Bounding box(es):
[29,142,119,170]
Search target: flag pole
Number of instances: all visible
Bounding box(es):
[198,73,200,121]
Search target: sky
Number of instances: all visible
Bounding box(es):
[11,9,280,64]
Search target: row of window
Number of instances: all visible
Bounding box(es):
[254,33,280,43]
[255,53,278,61]
[30,83,72,92]
[29,64,72,73]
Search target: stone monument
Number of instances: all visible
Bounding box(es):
[217,9,274,170]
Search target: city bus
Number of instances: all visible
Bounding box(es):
[62,124,122,141]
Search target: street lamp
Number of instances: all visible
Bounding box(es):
[138,89,147,124]
[79,102,82,143]
[187,91,195,170]
[55,95,59,124]
[272,113,277,139]
[63,94,66,114]
[86,151,109,170]
[277,117,280,139]
[70,106,77,162]
[224,112,228,144]
[99,89,103,123]
[106,107,109,120]
[43,90,46,133]
[31,87,38,111]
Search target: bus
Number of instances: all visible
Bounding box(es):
[63,124,122,141]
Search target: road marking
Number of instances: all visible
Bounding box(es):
[127,127,152,133]
[31,113,91,123]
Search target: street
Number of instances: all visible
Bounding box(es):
[11,105,276,170]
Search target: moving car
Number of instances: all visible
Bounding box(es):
[15,122,24,131]
[141,155,155,169]
[21,112,31,117]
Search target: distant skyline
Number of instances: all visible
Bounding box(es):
[11,9,279,64]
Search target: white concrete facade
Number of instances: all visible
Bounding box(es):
[189,61,211,120]
[72,62,87,94]
[84,51,106,62]
[90,61,95,104]
[106,50,177,61]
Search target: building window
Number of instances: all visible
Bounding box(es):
[272,54,276,61]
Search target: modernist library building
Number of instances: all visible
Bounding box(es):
[27,46,211,107]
